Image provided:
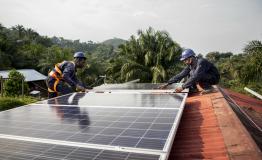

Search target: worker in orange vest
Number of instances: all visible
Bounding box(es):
[47,52,89,98]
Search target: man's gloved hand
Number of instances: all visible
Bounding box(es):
[76,84,86,92]
[158,83,169,89]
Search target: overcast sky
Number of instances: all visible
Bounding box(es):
[0,0,261,54]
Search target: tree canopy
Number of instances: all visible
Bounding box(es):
[0,23,261,95]
[206,41,262,94]
[107,27,182,83]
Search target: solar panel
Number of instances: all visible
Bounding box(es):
[93,83,188,93]
[94,83,178,90]
[37,92,185,108]
[0,84,187,160]
[0,104,178,150]
[0,138,160,160]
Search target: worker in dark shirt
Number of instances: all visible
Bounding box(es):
[159,49,220,94]
[47,52,89,98]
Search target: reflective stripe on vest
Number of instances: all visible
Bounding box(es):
[48,78,60,93]
[48,62,63,92]
[48,64,63,79]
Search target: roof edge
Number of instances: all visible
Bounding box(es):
[211,87,262,159]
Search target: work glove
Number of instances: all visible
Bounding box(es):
[175,87,183,93]
[76,84,86,92]
[158,83,169,89]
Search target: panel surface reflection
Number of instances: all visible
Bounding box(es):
[38,92,185,108]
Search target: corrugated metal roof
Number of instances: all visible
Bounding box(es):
[222,88,262,150]
[0,69,47,82]
[225,88,262,128]
[223,88,262,113]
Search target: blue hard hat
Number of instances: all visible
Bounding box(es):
[74,52,86,59]
[180,49,195,61]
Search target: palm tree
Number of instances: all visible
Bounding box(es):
[11,25,26,38]
[241,40,262,84]
[109,27,182,83]
[25,28,39,42]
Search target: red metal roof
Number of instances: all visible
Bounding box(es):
[168,88,262,160]
[223,88,262,113]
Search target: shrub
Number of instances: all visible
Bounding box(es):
[0,96,37,111]
[3,69,29,96]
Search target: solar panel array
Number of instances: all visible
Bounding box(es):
[0,83,187,160]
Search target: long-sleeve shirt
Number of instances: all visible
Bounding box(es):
[59,61,80,87]
[167,58,220,89]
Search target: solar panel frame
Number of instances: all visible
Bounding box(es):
[162,92,187,159]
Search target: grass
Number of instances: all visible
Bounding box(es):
[0,96,37,111]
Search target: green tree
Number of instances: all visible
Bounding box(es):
[0,50,11,69]
[206,52,220,63]
[212,40,262,94]
[4,69,29,96]
[77,53,108,86]
[241,40,262,84]
[0,24,13,69]
[13,43,46,69]
[106,55,126,83]
[109,27,182,83]
[38,45,73,74]
[11,25,26,38]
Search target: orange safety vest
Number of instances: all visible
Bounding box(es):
[48,63,63,92]
[48,61,75,93]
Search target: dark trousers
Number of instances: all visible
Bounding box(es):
[189,73,219,92]
[48,78,73,98]
[198,73,219,89]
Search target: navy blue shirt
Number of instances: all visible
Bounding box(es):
[58,61,80,87]
[167,58,220,89]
